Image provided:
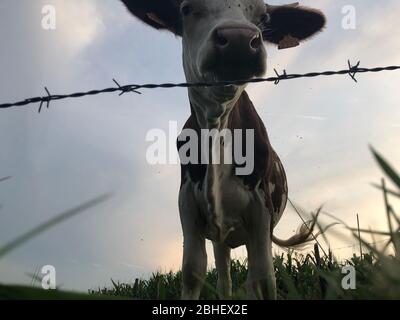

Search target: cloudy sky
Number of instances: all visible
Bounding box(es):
[0,0,399,292]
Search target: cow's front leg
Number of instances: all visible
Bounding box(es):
[179,181,207,300]
[213,242,232,299]
[246,211,276,300]
[181,234,207,300]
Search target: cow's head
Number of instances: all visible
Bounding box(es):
[122,0,325,123]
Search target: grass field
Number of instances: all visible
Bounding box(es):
[0,147,399,300]
[92,251,400,300]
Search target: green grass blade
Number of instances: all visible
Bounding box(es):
[0,194,111,259]
[370,147,400,189]
[0,176,11,183]
[0,284,123,300]
[371,182,400,198]
[275,259,301,300]
[349,228,392,236]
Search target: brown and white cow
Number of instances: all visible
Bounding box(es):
[121,0,326,299]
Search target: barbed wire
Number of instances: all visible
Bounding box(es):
[0,60,399,113]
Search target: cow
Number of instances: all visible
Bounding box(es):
[121,0,326,300]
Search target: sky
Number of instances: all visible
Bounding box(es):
[0,0,399,292]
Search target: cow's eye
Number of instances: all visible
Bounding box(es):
[180,1,192,16]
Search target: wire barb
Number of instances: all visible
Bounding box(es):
[113,79,142,96]
[347,60,361,83]
[1,61,399,111]
[38,87,52,113]
[273,69,288,85]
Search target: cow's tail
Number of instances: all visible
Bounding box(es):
[272,211,336,249]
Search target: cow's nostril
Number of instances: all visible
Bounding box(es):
[216,30,229,47]
[213,27,263,55]
[250,34,262,50]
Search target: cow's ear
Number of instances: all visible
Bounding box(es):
[121,0,182,36]
[262,3,326,49]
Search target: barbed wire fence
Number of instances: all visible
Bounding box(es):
[0,60,399,113]
[1,60,399,257]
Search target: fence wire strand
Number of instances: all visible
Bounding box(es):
[1,60,399,113]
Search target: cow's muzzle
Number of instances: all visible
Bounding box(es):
[214,25,262,58]
[201,23,266,81]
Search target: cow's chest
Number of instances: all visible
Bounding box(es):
[189,164,270,247]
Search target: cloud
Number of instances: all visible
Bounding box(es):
[50,0,105,55]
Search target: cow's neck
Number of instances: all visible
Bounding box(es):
[187,86,245,184]
[187,87,249,242]
[188,86,245,130]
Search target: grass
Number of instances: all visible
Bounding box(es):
[1,147,399,300]
[92,252,400,300]
[0,284,120,300]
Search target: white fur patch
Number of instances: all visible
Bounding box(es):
[268,182,276,194]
